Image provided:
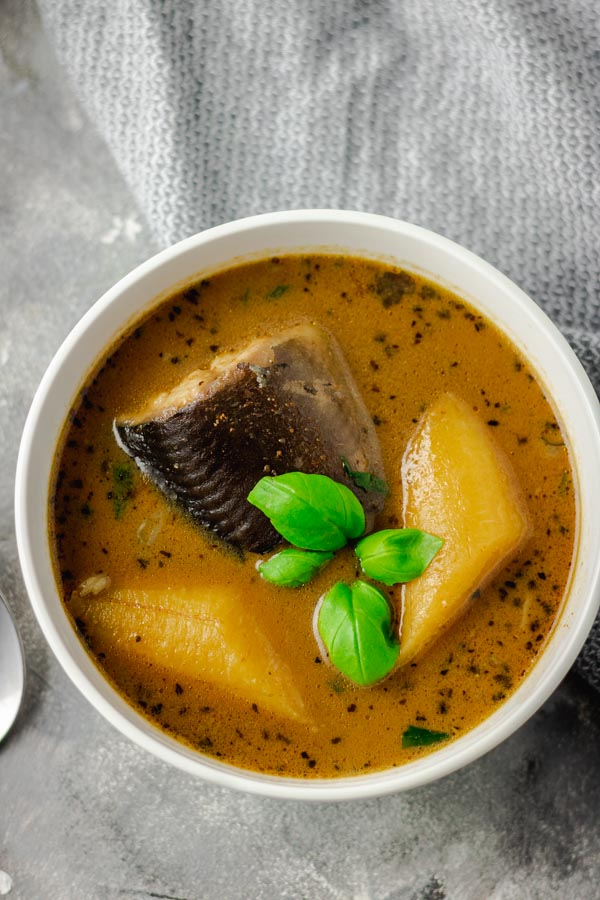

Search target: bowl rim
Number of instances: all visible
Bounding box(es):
[15,208,600,801]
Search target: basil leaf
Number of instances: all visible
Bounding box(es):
[258,548,334,587]
[317,580,399,686]
[402,726,449,748]
[112,462,134,520]
[341,457,389,495]
[355,528,443,585]
[247,473,365,551]
[268,284,290,299]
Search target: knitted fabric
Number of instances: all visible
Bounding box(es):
[37,0,600,688]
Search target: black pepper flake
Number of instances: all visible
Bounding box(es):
[198,736,213,749]
[135,635,141,643]
[487,419,500,427]
[373,415,383,426]
[183,288,199,305]
[505,580,517,589]
[61,569,74,582]
[170,356,180,364]
[159,550,172,558]
[137,558,149,569]
[150,703,163,715]
[138,700,148,709]
[301,751,309,759]
[80,503,92,518]
[369,359,379,371]
[347,703,357,713]
[210,344,219,352]
[308,759,317,768]
[252,703,259,713]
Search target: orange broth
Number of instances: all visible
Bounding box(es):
[50,254,576,777]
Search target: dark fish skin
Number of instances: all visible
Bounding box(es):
[115,323,386,553]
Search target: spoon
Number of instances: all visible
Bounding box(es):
[0,592,25,742]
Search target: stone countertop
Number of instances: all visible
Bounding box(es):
[1,4,600,899]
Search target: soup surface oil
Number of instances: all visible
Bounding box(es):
[50,255,576,777]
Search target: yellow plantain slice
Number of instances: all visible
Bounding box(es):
[399,393,529,666]
[70,586,307,723]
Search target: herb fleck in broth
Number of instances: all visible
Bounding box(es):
[50,254,576,777]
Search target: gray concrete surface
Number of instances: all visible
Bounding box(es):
[1,3,600,898]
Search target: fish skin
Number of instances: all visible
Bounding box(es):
[115,323,386,552]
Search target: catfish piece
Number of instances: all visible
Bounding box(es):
[115,323,385,552]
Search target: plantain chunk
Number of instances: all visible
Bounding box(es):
[399,393,529,666]
[70,587,307,722]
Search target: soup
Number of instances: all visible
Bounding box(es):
[50,254,576,777]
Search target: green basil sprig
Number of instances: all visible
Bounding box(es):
[258,548,334,588]
[247,470,444,689]
[355,529,443,586]
[401,725,449,748]
[247,473,365,551]
[317,581,399,686]
[341,457,389,495]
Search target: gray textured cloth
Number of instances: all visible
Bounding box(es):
[37,0,600,688]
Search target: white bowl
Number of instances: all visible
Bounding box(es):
[15,210,600,801]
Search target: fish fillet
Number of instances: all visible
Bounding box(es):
[115,323,385,551]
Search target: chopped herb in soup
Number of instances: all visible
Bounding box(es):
[50,254,576,777]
